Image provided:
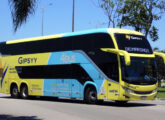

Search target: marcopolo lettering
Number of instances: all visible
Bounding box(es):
[130,36,143,40]
[18,57,37,64]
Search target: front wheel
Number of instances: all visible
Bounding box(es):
[20,85,29,99]
[84,87,97,104]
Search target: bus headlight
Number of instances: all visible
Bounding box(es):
[152,88,157,93]
[122,86,134,93]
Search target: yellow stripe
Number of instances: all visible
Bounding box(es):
[107,28,144,51]
[129,53,155,58]
[108,28,144,36]
[6,33,65,44]
[109,31,119,49]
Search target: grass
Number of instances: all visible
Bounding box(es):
[157,87,165,99]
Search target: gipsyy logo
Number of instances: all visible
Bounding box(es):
[18,57,37,64]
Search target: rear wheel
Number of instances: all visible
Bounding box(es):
[84,87,97,104]
[20,85,29,99]
[11,85,19,98]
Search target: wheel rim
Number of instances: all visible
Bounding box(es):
[12,87,18,96]
[21,86,28,98]
[89,91,97,103]
[22,89,26,97]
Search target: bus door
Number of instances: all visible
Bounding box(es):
[106,54,120,100]
[106,79,120,100]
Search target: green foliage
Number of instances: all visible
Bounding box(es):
[120,0,165,41]
[99,0,165,41]
[155,55,165,87]
[157,87,165,98]
[8,0,37,32]
[158,87,165,92]
[149,26,159,42]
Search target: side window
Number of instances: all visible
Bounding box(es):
[71,64,92,84]
[72,36,93,50]
[94,34,114,49]
[97,52,119,82]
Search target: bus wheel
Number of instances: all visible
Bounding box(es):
[20,85,29,99]
[85,87,97,104]
[10,84,19,98]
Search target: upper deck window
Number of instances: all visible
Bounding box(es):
[0,33,114,55]
[115,34,153,54]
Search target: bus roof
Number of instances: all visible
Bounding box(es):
[6,28,144,44]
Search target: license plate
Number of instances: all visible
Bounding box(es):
[141,96,147,100]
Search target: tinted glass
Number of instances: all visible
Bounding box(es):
[115,34,153,54]
[121,57,157,85]
[88,50,119,82]
[0,33,114,55]
[15,64,93,85]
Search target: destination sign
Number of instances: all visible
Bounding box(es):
[125,47,150,53]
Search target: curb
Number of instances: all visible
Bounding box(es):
[156,98,165,100]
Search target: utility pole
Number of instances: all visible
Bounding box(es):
[72,0,75,32]
[41,7,44,36]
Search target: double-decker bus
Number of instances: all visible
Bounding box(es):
[0,28,163,104]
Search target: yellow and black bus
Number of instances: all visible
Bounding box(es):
[0,28,164,104]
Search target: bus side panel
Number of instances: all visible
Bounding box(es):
[44,51,106,99]
[80,63,104,96]
[71,79,83,98]
[0,56,10,94]
[6,53,50,96]
[43,79,72,97]
[27,79,44,96]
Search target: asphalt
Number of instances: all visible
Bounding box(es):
[0,93,165,120]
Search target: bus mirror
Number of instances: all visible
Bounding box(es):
[101,48,131,66]
[154,52,165,64]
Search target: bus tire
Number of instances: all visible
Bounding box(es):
[84,87,97,104]
[20,85,29,99]
[10,84,19,98]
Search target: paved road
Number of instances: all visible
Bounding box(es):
[0,93,165,120]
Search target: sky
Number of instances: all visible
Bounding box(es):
[0,0,165,50]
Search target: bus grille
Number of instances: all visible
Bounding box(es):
[134,91,153,94]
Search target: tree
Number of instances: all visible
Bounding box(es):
[99,0,165,41]
[120,0,165,41]
[155,54,165,87]
[8,0,37,32]
[98,0,124,28]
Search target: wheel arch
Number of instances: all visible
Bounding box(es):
[10,82,19,93]
[83,82,98,99]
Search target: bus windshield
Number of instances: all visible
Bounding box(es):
[115,34,153,54]
[121,57,157,85]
